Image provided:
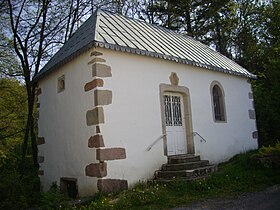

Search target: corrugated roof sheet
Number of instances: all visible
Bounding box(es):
[34,9,256,81]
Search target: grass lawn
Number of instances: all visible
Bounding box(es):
[66,149,280,210]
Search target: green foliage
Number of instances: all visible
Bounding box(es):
[0,163,69,209]
[147,0,231,39]
[40,182,69,208]
[0,78,27,167]
[0,19,22,78]
[121,182,166,206]
[79,196,114,210]
[259,141,280,156]
[250,142,280,168]
[0,157,41,210]
[253,1,280,147]
[0,79,39,209]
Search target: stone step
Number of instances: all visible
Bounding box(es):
[168,155,200,164]
[156,165,217,179]
[154,174,210,182]
[162,160,209,171]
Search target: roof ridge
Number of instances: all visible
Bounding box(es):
[94,9,101,41]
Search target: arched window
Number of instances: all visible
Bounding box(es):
[211,82,226,122]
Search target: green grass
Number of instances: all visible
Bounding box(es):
[70,150,280,210]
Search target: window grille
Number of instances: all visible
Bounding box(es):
[164,94,183,126]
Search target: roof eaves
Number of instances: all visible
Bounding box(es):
[33,10,100,83]
[94,41,257,79]
[33,41,95,83]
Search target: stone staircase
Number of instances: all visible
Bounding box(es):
[154,154,217,182]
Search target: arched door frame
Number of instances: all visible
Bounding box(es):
[159,83,194,156]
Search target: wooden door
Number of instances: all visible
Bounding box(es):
[163,92,187,156]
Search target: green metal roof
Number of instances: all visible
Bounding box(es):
[34,9,256,82]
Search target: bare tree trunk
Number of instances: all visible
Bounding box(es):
[21,75,35,164]
[185,1,192,35]
[30,85,38,167]
[7,0,123,168]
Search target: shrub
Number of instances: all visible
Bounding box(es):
[251,142,280,168]
[41,182,69,208]
[259,141,280,156]
[0,158,40,210]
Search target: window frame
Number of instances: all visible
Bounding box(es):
[57,75,65,93]
[210,81,227,123]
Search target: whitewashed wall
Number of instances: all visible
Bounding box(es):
[38,52,99,197]
[100,48,258,185]
[38,47,258,196]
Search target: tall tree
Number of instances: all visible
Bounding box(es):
[3,0,138,167]
[253,1,280,146]
[6,0,52,166]
[3,0,101,166]
[145,0,231,37]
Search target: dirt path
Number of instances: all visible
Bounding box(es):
[173,185,280,210]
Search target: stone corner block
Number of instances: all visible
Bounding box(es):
[36,88,42,96]
[88,135,105,148]
[85,162,107,178]
[92,63,112,78]
[38,170,44,176]
[37,137,45,145]
[84,79,104,92]
[86,107,104,126]
[248,92,253,99]
[96,125,101,134]
[38,156,44,164]
[249,109,256,119]
[97,179,128,194]
[252,131,258,139]
[96,148,126,161]
[94,89,112,106]
[90,51,103,57]
[88,57,106,65]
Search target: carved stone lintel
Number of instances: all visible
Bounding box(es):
[169,72,179,86]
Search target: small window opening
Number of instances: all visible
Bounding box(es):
[212,84,226,122]
[57,75,65,93]
[60,178,78,198]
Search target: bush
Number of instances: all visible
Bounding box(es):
[0,158,40,210]
[41,182,69,208]
[259,141,280,156]
[251,142,280,168]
